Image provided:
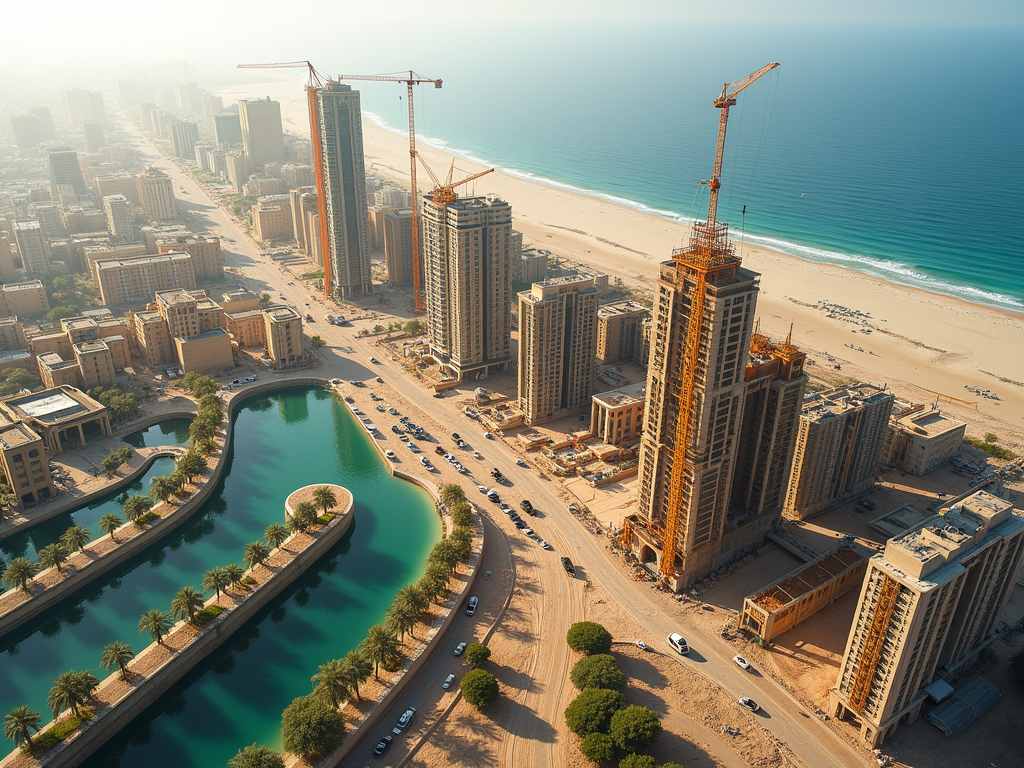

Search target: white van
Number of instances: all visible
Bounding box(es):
[667,632,689,655]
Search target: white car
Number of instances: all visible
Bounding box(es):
[476,484,488,494]
[384,450,396,460]
[537,539,552,550]
[407,443,420,453]
[369,356,380,364]
[738,697,760,713]
[636,640,651,652]
[734,655,752,671]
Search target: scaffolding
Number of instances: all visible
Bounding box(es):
[848,573,901,712]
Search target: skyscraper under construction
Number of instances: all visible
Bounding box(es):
[624,63,802,591]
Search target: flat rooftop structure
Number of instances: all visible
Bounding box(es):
[522,275,598,300]
[37,352,77,371]
[73,339,109,354]
[183,327,229,342]
[801,383,890,423]
[598,300,648,319]
[3,279,46,293]
[0,350,32,364]
[62,318,99,333]
[593,381,646,409]
[750,545,867,612]
[226,309,262,321]
[8,390,90,422]
[156,288,198,306]
[870,505,935,539]
[95,253,191,270]
[901,410,967,437]
[264,306,300,322]
[0,421,42,450]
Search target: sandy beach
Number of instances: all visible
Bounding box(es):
[220,78,1024,444]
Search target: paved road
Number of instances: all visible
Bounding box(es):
[132,126,870,768]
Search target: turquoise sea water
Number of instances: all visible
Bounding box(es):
[0,387,439,766]
[350,24,1024,311]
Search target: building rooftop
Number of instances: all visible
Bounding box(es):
[4,280,45,292]
[0,350,32,364]
[749,544,868,613]
[0,422,41,450]
[156,288,197,307]
[12,220,41,232]
[3,387,104,424]
[523,275,598,301]
[900,410,966,437]
[96,253,191,270]
[264,306,300,322]
[593,381,647,409]
[802,383,890,422]
[227,309,263,321]
[73,340,109,355]
[179,327,229,342]
[598,300,648,318]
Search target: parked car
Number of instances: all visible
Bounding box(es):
[388,407,399,415]
[443,673,456,690]
[451,432,461,440]
[435,446,447,456]
[369,356,380,364]
[667,632,689,655]
[520,500,534,513]
[476,484,488,494]
[561,557,576,575]
[516,459,528,468]
[407,442,420,453]
[231,378,243,385]
[487,491,501,503]
[537,539,552,550]
[391,425,402,434]
[738,697,760,713]
[373,734,393,756]
[392,707,417,734]
[521,527,534,536]
[484,432,494,439]
[466,596,479,616]
[454,642,467,656]
[420,456,432,467]
[375,405,385,413]
[384,450,396,460]
[636,640,651,652]
[734,655,752,671]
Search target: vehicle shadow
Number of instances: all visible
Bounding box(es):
[682,647,708,663]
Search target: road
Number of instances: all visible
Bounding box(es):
[130,123,870,768]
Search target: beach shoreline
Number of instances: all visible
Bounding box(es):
[217,78,1024,444]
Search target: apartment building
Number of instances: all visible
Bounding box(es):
[46,146,87,197]
[0,421,55,508]
[251,195,293,242]
[169,121,200,160]
[238,98,285,168]
[596,300,650,365]
[2,280,50,317]
[136,168,177,221]
[155,233,224,279]
[102,194,135,241]
[383,209,414,286]
[95,253,196,305]
[263,305,303,367]
[12,221,48,274]
[885,404,967,476]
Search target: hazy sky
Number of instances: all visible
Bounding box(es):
[2,0,1022,73]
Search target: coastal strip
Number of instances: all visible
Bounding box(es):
[1,490,355,768]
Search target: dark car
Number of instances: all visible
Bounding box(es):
[561,557,576,575]
[373,734,393,756]
[452,432,461,440]
[435,446,446,456]
[520,499,534,513]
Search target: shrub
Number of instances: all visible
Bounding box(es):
[280,696,345,758]
[964,437,1018,460]
[243,576,258,586]
[228,744,285,768]
[564,688,625,736]
[465,643,491,666]
[194,605,224,627]
[26,710,94,752]
[317,513,335,524]
[135,511,160,527]
[567,621,613,655]
[618,755,656,768]
[571,654,627,692]
[609,705,662,753]
[579,731,615,762]
[461,668,500,707]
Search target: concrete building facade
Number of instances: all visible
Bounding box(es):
[591,381,646,447]
[169,121,200,160]
[136,168,177,221]
[596,300,650,365]
[46,146,87,198]
[102,194,135,242]
[885,405,967,476]
[383,209,414,286]
[238,99,285,168]
[155,233,223,279]
[95,253,196,305]
[423,194,513,381]
[213,112,243,148]
[263,305,303,367]
[251,195,293,242]
[2,280,50,317]
[0,421,55,508]
[12,221,49,274]
[517,276,600,425]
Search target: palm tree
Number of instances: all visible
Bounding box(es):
[202,567,230,602]
[243,541,271,571]
[0,484,16,524]
[439,484,467,508]
[139,609,173,644]
[38,543,69,573]
[224,563,246,592]
[59,525,92,553]
[311,659,350,710]
[361,623,400,679]
[176,450,207,484]
[427,539,461,574]
[100,641,135,681]
[385,601,418,641]
[311,486,337,515]
[287,501,318,533]
[122,494,154,524]
[4,705,41,750]
[47,670,92,717]
[342,649,372,701]
[170,586,205,625]
[397,583,429,617]
[1,557,37,593]
[149,475,177,504]
[98,513,123,541]
[264,523,289,551]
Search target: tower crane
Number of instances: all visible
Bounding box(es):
[237,61,334,293]
[336,72,443,314]
[650,62,779,583]
[416,156,494,206]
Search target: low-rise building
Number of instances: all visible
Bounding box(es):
[174,328,233,374]
[0,385,111,455]
[2,280,50,318]
[129,310,175,367]
[251,195,293,242]
[590,382,645,448]
[95,253,196,305]
[0,420,55,508]
[219,289,261,314]
[885,404,967,476]
[225,309,265,347]
[155,233,223,279]
[0,318,28,351]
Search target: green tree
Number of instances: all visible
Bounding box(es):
[396,583,429,617]
[658,763,687,768]
[170,586,205,625]
[139,609,173,644]
[228,744,285,768]
[123,494,154,524]
[608,705,662,753]
[0,484,16,523]
[312,486,337,515]
[98,513,123,541]
[564,688,626,736]
[361,623,400,679]
[259,293,272,309]
[224,563,246,592]
[465,643,491,666]
[580,732,615,762]
[372,324,385,335]
[46,304,80,325]
[618,756,656,768]
[1,558,37,592]
[176,449,207,484]
[341,649,372,701]
[189,417,216,446]
[461,668,499,708]
[100,641,135,681]
[3,706,41,751]
[287,501,318,533]
[985,432,999,443]
[149,475,178,504]
[264,523,289,550]
[448,527,473,563]
[191,376,219,398]
[571,654,627,692]
[427,538,461,574]
[451,503,475,529]
[243,541,271,571]
[38,543,69,573]
[202,567,231,601]
[567,621,613,655]
[47,670,97,717]
[311,659,350,710]
[0,368,39,396]
[102,449,128,477]
[439,484,467,508]
[60,525,92,553]
[280,696,345,758]
[310,335,326,349]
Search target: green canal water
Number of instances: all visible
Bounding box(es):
[121,418,192,449]
[0,386,440,766]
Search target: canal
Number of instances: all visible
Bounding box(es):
[0,386,440,766]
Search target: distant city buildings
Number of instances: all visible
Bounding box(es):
[169,121,200,160]
[102,194,135,241]
[63,88,106,127]
[784,383,894,520]
[517,276,600,425]
[290,187,318,256]
[46,146,87,198]
[831,490,1024,747]
[82,122,105,153]
[10,115,43,149]
[238,98,285,168]
[423,194,513,381]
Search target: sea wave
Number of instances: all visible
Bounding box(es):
[363,112,1024,313]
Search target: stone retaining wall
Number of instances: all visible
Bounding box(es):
[4,502,355,768]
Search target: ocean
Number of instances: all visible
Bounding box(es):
[343,24,1024,312]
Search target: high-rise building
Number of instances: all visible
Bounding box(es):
[831,490,1024,747]
[10,115,43,149]
[83,122,106,153]
[383,209,414,286]
[12,221,49,274]
[202,93,223,123]
[263,305,304,368]
[518,276,600,425]
[280,163,314,189]
[169,121,200,160]
[238,98,285,168]
[94,174,140,205]
[175,82,202,114]
[784,384,894,520]
[157,89,177,113]
[103,195,135,242]
[63,89,106,127]
[423,194,513,381]
[193,142,215,170]
[138,102,158,132]
[46,146,87,197]
[136,168,177,221]
[0,236,19,282]
[225,151,252,194]
[251,195,293,242]
[213,112,243,148]
[29,107,55,140]
[596,300,651,365]
[311,83,371,299]
[290,187,318,255]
